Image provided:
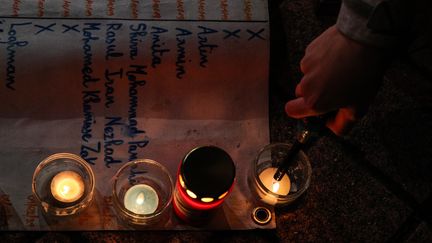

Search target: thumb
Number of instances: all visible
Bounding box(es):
[285,97,321,118]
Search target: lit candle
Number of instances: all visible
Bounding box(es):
[124,184,159,214]
[50,171,85,203]
[173,146,235,223]
[258,167,291,204]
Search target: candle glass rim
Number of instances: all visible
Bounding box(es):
[252,142,312,204]
[32,153,95,215]
[112,159,173,224]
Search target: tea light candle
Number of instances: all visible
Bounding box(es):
[50,171,85,203]
[124,184,159,214]
[258,167,291,204]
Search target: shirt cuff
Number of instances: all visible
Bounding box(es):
[336,1,399,49]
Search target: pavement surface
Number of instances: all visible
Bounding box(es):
[1,0,432,242]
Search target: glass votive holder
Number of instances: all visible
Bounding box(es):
[249,143,312,206]
[32,153,95,216]
[112,159,173,227]
[173,146,236,224]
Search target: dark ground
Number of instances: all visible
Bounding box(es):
[1,0,432,242]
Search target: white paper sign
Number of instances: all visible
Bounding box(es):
[0,0,271,230]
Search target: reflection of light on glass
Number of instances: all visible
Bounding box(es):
[186,189,197,199]
[201,197,214,203]
[272,181,280,193]
[136,192,145,205]
[179,175,186,188]
[218,191,228,200]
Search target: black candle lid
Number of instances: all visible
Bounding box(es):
[181,146,236,198]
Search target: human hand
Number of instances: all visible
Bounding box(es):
[285,25,389,135]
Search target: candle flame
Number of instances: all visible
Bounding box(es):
[272,181,280,193]
[136,192,145,205]
[61,185,71,196]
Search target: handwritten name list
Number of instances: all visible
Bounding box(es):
[0,0,270,230]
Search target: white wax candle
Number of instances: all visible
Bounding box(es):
[50,170,85,203]
[124,184,159,214]
[258,167,291,205]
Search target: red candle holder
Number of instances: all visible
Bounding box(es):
[173,146,235,224]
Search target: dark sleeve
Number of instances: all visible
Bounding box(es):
[336,0,411,48]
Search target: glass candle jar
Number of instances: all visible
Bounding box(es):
[32,153,95,216]
[112,159,173,227]
[249,143,312,206]
[173,146,236,224]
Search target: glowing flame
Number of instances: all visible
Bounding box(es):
[61,185,70,196]
[136,192,145,205]
[272,181,280,193]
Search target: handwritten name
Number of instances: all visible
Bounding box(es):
[82,23,100,88]
[105,23,123,60]
[129,23,147,60]
[175,27,192,79]
[197,26,218,68]
[80,90,101,165]
[81,91,100,142]
[1,22,31,91]
[104,117,124,167]
[104,68,122,108]
[127,65,147,137]
[80,23,101,165]
[151,26,170,68]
